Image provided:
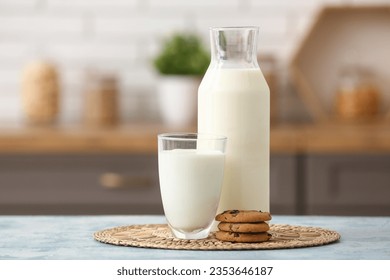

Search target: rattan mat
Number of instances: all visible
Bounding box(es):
[94,224,340,250]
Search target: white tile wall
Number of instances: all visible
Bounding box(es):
[0,0,386,124]
[46,0,139,11]
[0,15,83,37]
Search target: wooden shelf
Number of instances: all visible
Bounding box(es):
[0,122,390,154]
[0,123,165,154]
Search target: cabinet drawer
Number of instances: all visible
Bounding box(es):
[0,154,163,214]
[305,155,390,216]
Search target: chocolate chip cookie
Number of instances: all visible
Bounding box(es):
[215,210,272,223]
[215,231,272,243]
[218,221,270,233]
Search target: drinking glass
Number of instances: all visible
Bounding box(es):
[158,133,227,239]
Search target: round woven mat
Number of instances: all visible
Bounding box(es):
[94,224,340,250]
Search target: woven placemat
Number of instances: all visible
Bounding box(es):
[94,224,340,250]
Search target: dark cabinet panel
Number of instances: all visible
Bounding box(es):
[270,155,298,214]
[0,154,163,214]
[0,154,299,215]
[305,155,390,216]
[1,153,389,216]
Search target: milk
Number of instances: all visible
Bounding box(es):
[158,149,225,232]
[198,68,270,213]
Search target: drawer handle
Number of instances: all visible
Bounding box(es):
[100,173,153,189]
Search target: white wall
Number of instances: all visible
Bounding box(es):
[0,0,386,124]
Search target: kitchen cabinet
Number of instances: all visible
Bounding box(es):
[270,155,298,214]
[1,154,389,216]
[304,154,390,216]
[0,123,389,215]
[0,153,298,215]
[0,154,163,215]
[290,5,390,122]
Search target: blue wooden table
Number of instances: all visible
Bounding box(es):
[0,215,389,260]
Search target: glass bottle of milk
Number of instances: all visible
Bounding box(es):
[198,27,270,214]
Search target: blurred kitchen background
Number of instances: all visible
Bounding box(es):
[0,0,389,216]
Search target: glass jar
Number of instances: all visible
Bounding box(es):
[21,60,60,125]
[335,66,380,121]
[83,70,119,127]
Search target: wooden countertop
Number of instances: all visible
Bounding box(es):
[0,122,389,154]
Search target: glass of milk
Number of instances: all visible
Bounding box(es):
[158,133,227,239]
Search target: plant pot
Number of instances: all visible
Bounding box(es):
[156,75,200,127]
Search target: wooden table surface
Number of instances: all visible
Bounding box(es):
[0,122,390,154]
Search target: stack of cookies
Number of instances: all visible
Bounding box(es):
[215,210,272,243]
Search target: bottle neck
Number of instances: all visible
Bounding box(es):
[210,27,259,68]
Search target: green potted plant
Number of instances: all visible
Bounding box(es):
[153,32,209,127]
